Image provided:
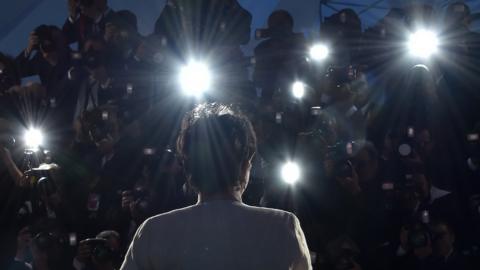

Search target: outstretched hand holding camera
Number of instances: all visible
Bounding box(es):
[25,32,40,56]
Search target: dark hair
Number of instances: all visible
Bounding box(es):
[268,10,294,30]
[177,103,256,194]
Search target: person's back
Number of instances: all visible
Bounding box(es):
[120,103,311,270]
[122,201,310,269]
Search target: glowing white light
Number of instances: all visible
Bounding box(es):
[24,128,43,151]
[281,162,301,185]
[408,30,439,58]
[179,61,212,97]
[292,81,305,99]
[309,44,330,61]
[398,144,412,157]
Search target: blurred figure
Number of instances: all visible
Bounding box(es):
[121,103,311,270]
[253,10,307,102]
[321,9,362,66]
[0,53,21,120]
[395,222,435,270]
[63,0,116,47]
[73,230,122,270]
[323,235,364,270]
[9,231,70,270]
[16,25,79,129]
[430,220,470,270]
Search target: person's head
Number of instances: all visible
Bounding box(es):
[177,103,256,198]
[88,231,121,269]
[31,232,64,269]
[96,230,120,251]
[446,2,471,29]
[82,37,108,81]
[33,25,67,66]
[105,10,138,41]
[415,127,434,159]
[431,220,455,258]
[79,0,108,20]
[267,10,294,38]
[326,235,361,270]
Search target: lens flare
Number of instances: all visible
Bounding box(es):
[281,162,301,185]
[179,61,212,97]
[292,81,305,99]
[309,44,330,62]
[24,128,43,151]
[408,30,439,58]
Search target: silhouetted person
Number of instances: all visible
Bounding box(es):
[121,103,311,270]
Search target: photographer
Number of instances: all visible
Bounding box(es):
[0,144,81,232]
[154,0,251,49]
[253,10,308,102]
[72,37,120,120]
[16,25,79,128]
[9,230,72,270]
[395,222,435,270]
[102,11,154,115]
[321,9,362,66]
[73,231,122,270]
[72,105,146,237]
[430,220,470,270]
[63,0,116,48]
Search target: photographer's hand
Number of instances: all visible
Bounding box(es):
[121,190,134,212]
[15,226,32,262]
[25,32,39,56]
[75,240,92,265]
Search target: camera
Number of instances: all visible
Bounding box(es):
[37,176,58,198]
[327,141,356,174]
[80,107,118,144]
[406,222,432,249]
[83,238,115,263]
[32,231,77,251]
[24,163,59,186]
[326,65,359,85]
[33,25,57,53]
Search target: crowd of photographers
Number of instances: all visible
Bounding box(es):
[0,0,480,269]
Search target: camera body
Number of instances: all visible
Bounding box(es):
[327,141,357,179]
[33,25,57,53]
[80,107,119,144]
[83,238,116,263]
[326,65,359,85]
